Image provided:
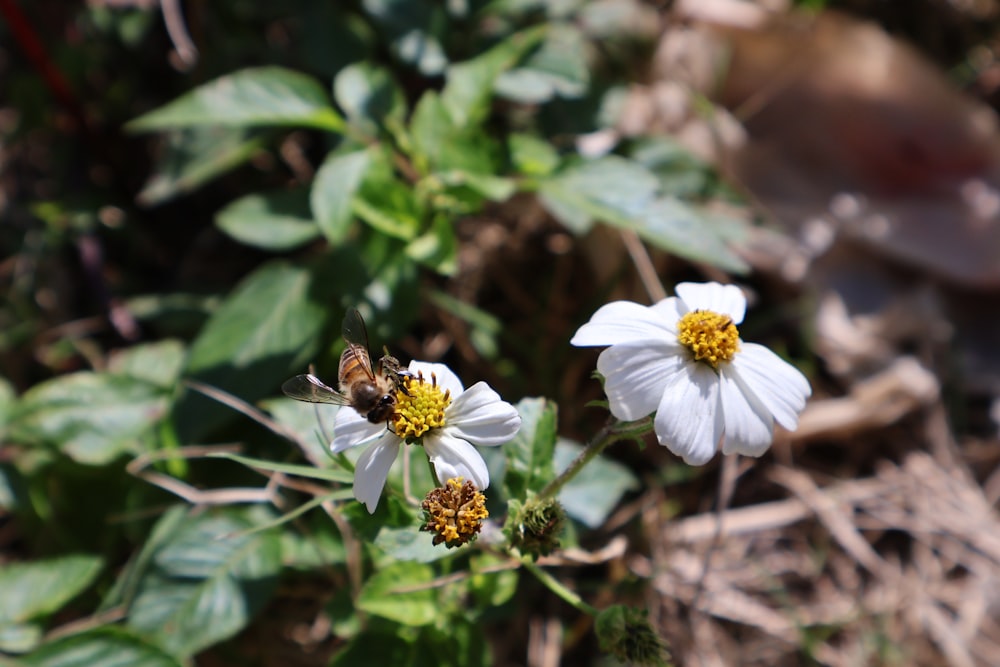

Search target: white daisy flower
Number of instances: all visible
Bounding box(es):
[571,281,811,465]
[332,360,521,513]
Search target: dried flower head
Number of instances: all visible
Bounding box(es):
[421,477,489,548]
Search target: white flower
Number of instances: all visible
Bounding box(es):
[331,360,521,513]
[571,281,811,465]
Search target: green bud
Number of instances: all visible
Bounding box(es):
[595,605,672,667]
[503,496,566,560]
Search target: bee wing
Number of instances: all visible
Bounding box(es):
[341,308,377,380]
[342,308,371,349]
[281,374,351,405]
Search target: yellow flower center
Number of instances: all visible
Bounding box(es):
[421,477,489,548]
[392,372,451,439]
[677,309,740,368]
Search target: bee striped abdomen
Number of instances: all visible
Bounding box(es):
[339,345,373,390]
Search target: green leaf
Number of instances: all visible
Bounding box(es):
[363,0,447,75]
[215,188,320,251]
[0,621,42,654]
[0,555,103,625]
[108,340,186,389]
[352,197,419,240]
[342,496,418,546]
[405,215,457,276]
[469,554,519,609]
[356,561,436,626]
[539,156,748,271]
[410,92,499,174]
[540,156,658,229]
[21,628,183,667]
[330,632,415,667]
[297,3,371,79]
[509,133,561,177]
[630,197,749,272]
[503,398,558,501]
[249,492,350,537]
[494,24,589,104]
[123,292,218,337]
[331,622,488,667]
[8,373,168,465]
[355,235,422,326]
[281,515,348,569]
[437,171,516,202]
[259,396,340,465]
[126,508,282,658]
[311,150,372,244]
[374,526,453,563]
[172,260,342,443]
[208,452,353,484]
[418,620,489,667]
[538,156,656,234]
[128,66,343,132]
[628,135,715,198]
[136,127,267,206]
[426,291,501,359]
[441,26,546,127]
[334,62,406,134]
[0,376,16,437]
[353,150,422,240]
[0,463,22,511]
[554,439,639,529]
[397,31,447,76]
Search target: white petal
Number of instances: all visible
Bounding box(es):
[654,362,723,465]
[596,342,684,421]
[570,301,675,347]
[730,343,811,430]
[718,366,774,457]
[408,360,464,397]
[649,297,683,329]
[353,435,401,513]
[331,408,383,453]
[424,432,490,489]
[675,282,747,324]
[444,382,521,446]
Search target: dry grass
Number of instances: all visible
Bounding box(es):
[638,403,1000,666]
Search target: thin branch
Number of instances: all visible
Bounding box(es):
[127,443,279,505]
[44,606,127,643]
[689,453,742,615]
[183,379,320,463]
[620,229,667,302]
[161,0,198,66]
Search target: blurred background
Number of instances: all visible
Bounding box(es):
[2,0,1000,665]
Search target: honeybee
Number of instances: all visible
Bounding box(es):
[282,309,411,424]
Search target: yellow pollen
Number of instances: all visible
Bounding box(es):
[393,372,451,439]
[677,309,740,368]
[421,478,489,548]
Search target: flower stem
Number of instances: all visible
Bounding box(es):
[523,561,599,616]
[537,417,652,501]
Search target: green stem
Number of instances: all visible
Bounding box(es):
[536,417,652,501]
[524,561,599,616]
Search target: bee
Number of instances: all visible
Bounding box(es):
[281,309,411,424]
